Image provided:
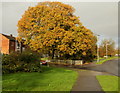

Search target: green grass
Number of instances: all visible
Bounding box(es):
[94,57,105,61]
[96,75,119,93]
[41,57,49,60]
[2,66,78,91]
[96,56,119,64]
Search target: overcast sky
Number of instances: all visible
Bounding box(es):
[1,2,118,47]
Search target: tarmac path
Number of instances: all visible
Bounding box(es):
[71,69,111,93]
[71,58,119,92]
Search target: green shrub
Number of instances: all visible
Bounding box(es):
[2,50,41,74]
[18,50,40,63]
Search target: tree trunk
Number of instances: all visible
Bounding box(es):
[20,42,22,53]
[52,49,55,59]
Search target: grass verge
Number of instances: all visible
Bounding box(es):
[2,66,78,91]
[41,57,49,60]
[96,56,119,64]
[96,75,119,93]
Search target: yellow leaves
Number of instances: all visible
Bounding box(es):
[69,50,75,55]
[16,36,22,42]
[17,1,97,57]
[82,51,86,56]
[56,40,59,43]
[33,25,38,28]
[56,14,61,18]
[84,39,89,43]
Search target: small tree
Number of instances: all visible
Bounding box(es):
[99,39,116,57]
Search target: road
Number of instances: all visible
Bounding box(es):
[82,58,119,76]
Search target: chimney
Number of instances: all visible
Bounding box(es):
[10,34,13,37]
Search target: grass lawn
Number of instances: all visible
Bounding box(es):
[96,75,119,93]
[2,66,78,91]
[94,57,105,61]
[41,57,49,60]
[96,56,119,64]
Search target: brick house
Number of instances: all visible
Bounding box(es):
[0,33,26,54]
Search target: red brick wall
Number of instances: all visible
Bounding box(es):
[0,34,10,54]
[9,40,15,53]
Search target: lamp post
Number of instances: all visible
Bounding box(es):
[93,33,100,62]
[106,41,108,58]
[96,34,100,62]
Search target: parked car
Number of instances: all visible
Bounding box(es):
[40,60,47,65]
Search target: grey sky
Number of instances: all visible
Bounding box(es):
[2,2,118,47]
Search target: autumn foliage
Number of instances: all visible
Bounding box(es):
[17,2,97,60]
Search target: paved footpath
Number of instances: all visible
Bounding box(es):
[71,69,112,93]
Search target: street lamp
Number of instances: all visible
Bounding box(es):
[106,41,108,58]
[95,34,100,62]
[97,35,100,62]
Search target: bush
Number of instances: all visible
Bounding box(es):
[18,50,40,63]
[2,50,42,74]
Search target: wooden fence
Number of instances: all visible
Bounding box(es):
[48,60,83,65]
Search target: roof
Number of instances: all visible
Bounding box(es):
[1,33,16,41]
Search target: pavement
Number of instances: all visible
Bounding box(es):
[71,69,111,93]
[70,58,119,92]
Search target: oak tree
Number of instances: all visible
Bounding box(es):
[17,1,97,59]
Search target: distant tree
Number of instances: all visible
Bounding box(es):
[99,39,116,57]
[17,1,97,60]
[115,47,120,56]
